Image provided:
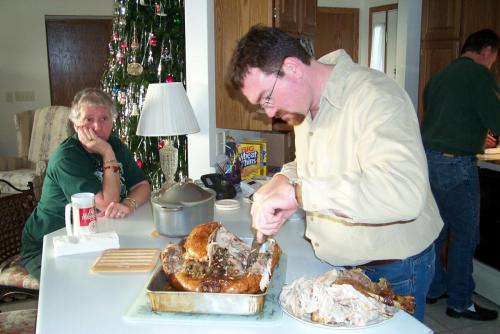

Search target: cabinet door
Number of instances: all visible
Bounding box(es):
[421,0,461,40]
[418,40,460,122]
[277,0,300,35]
[315,7,358,61]
[215,0,273,131]
[299,0,317,37]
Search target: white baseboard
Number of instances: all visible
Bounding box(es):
[473,259,500,305]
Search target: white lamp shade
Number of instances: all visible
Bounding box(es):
[136,82,200,136]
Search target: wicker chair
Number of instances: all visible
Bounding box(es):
[0,180,39,302]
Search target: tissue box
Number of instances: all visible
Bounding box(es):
[53,231,120,257]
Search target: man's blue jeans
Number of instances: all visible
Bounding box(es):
[362,242,435,322]
[424,148,479,311]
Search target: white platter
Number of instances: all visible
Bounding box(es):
[279,299,397,330]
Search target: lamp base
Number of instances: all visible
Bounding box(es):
[159,140,178,186]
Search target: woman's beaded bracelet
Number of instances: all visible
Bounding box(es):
[123,197,137,210]
[103,165,122,174]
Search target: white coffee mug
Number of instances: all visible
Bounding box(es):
[65,192,97,236]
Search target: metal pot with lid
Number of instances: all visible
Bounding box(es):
[151,182,216,237]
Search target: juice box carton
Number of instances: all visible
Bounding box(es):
[238,143,261,180]
[242,138,267,176]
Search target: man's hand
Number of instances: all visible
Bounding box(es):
[250,175,299,238]
[485,132,498,149]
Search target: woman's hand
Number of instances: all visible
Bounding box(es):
[75,126,112,156]
[103,201,133,219]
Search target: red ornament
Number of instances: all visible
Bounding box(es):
[112,32,119,42]
[158,141,165,149]
[149,33,157,46]
[116,51,125,63]
[165,74,175,83]
[120,42,128,50]
[136,159,143,169]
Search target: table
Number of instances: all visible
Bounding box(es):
[36,198,433,334]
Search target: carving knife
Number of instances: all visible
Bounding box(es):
[246,229,268,269]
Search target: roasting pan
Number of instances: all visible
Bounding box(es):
[146,247,284,315]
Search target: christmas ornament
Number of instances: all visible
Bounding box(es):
[165,74,175,83]
[127,62,144,76]
[131,103,140,116]
[130,23,140,50]
[112,85,120,94]
[136,158,143,169]
[119,91,127,105]
[112,32,119,42]
[161,45,171,61]
[131,39,139,51]
[116,50,125,63]
[147,48,154,65]
[148,33,157,46]
[155,2,167,16]
[120,42,128,50]
[108,42,115,55]
[173,12,182,25]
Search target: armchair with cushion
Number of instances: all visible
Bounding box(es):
[0,106,73,199]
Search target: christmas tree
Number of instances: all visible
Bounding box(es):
[101,0,186,189]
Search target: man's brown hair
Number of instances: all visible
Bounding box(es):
[228,25,312,91]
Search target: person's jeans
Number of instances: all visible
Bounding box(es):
[424,148,479,311]
[362,242,435,322]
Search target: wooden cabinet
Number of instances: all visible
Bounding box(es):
[315,7,359,61]
[276,0,317,36]
[420,0,461,41]
[214,0,316,131]
[215,0,274,131]
[418,0,500,123]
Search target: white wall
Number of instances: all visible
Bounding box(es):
[396,0,422,108]
[185,0,216,179]
[0,0,114,156]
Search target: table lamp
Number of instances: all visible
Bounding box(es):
[136,82,200,188]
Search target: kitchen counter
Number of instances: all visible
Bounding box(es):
[36,197,432,334]
[478,159,500,172]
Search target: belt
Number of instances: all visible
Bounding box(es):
[361,259,399,266]
[345,259,399,270]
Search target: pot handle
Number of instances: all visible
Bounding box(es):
[159,205,183,212]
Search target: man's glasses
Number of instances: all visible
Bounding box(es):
[256,64,283,114]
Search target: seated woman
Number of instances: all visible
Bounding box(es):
[21,88,151,280]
